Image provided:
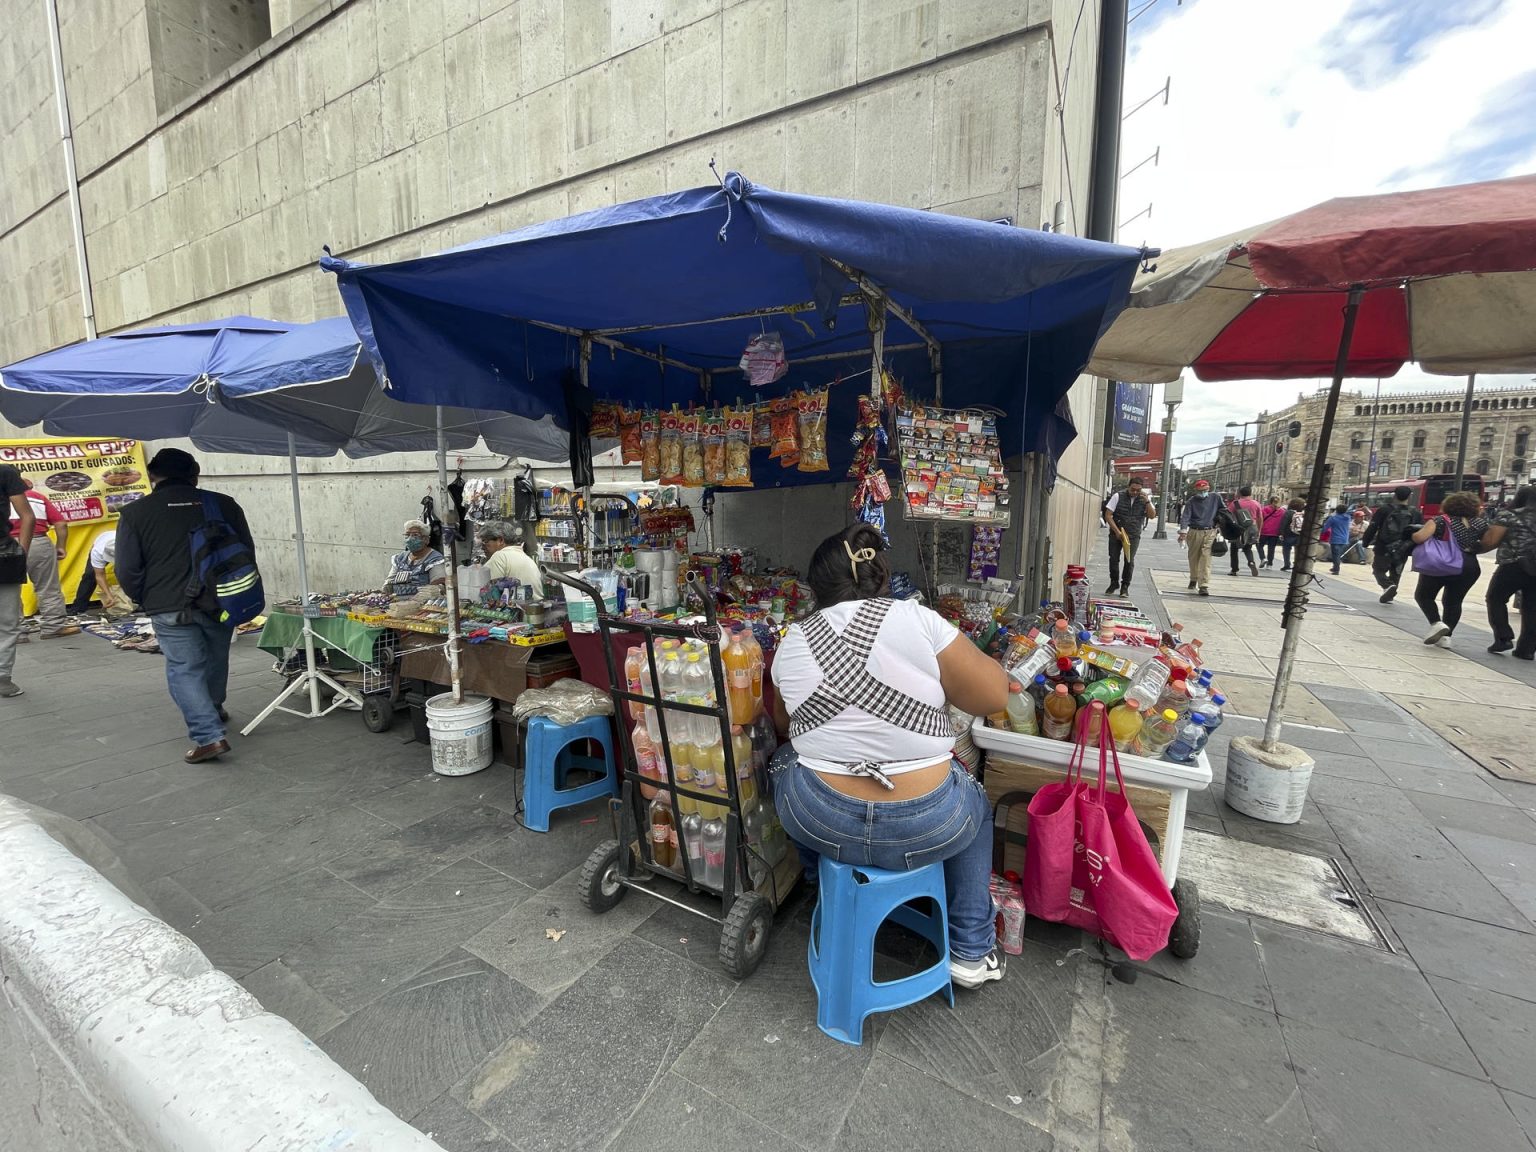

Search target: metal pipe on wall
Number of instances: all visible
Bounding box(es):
[44,0,96,339]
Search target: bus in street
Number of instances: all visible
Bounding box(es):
[1340,473,1486,516]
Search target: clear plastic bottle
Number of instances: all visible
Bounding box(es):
[632,721,661,801]
[701,817,727,889]
[693,769,723,820]
[658,651,689,747]
[1125,657,1171,711]
[1006,631,1057,685]
[1042,683,1077,740]
[722,627,756,725]
[1165,715,1206,763]
[1052,619,1079,659]
[681,811,705,878]
[1108,698,1144,752]
[1187,669,1215,703]
[648,799,677,870]
[1005,685,1039,735]
[638,662,662,744]
[624,647,646,720]
[1141,709,1181,758]
[1191,693,1226,747]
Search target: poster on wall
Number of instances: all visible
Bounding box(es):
[0,438,151,524]
[1111,381,1153,454]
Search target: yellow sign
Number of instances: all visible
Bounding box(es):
[3,437,150,612]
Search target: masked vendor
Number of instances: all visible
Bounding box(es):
[478,519,543,595]
[385,519,447,593]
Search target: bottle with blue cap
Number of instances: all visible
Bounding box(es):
[1165,714,1205,763]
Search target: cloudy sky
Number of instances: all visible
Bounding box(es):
[1118,0,1536,467]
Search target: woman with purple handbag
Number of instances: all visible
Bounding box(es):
[1408,491,1503,650]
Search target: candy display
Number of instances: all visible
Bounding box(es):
[895,404,1008,523]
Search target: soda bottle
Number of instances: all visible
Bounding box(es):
[730,726,758,809]
[1108,698,1144,753]
[740,625,766,719]
[648,799,678,870]
[1052,619,1079,659]
[702,818,727,889]
[723,626,755,724]
[1142,709,1181,758]
[624,647,645,720]
[1156,667,1191,718]
[1042,683,1077,740]
[694,769,722,820]
[1124,657,1171,711]
[681,811,705,878]
[742,803,769,885]
[638,662,662,744]
[1165,715,1206,763]
[632,721,661,801]
[672,747,699,816]
[1005,684,1039,735]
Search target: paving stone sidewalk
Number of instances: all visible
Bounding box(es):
[6,544,1536,1150]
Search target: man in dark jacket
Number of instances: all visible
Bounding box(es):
[1101,477,1156,596]
[1,463,35,698]
[116,449,255,763]
[1361,485,1421,604]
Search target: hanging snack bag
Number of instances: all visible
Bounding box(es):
[619,408,643,464]
[752,400,774,449]
[659,409,684,485]
[680,408,705,487]
[769,393,800,465]
[797,388,830,472]
[640,411,661,481]
[590,401,620,440]
[702,408,727,486]
[724,407,754,487]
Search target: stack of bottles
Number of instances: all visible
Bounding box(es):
[994,615,1225,764]
[623,626,790,889]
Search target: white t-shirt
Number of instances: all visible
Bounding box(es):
[772,598,959,774]
[485,544,544,595]
[90,531,116,569]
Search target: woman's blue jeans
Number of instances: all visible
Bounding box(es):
[770,749,996,961]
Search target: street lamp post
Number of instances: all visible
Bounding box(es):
[1152,376,1185,540]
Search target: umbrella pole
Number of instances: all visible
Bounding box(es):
[437,406,463,704]
[1262,285,1365,751]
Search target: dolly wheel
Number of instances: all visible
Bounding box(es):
[362,696,394,733]
[1168,878,1201,959]
[579,840,626,913]
[719,892,773,978]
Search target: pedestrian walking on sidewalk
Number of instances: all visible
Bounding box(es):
[1258,496,1286,567]
[1324,507,1353,574]
[115,449,257,764]
[1101,477,1156,596]
[1408,491,1500,650]
[1178,478,1220,596]
[1487,485,1536,660]
[2,464,37,698]
[1226,485,1262,577]
[8,473,80,639]
[1279,497,1306,571]
[1362,485,1420,603]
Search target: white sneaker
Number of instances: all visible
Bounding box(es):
[1423,624,1451,645]
[1435,635,1453,649]
[950,949,1006,988]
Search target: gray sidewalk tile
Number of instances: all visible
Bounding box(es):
[611,1072,806,1152]
[104,808,269,881]
[138,874,212,938]
[1487,778,1536,811]
[1139,909,1273,1012]
[1501,1090,1536,1148]
[284,858,535,1012]
[1410,794,1536,846]
[355,772,472,828]
[1368,757,1514,804]
[238,958,348,1038]
[1284,1019,1529,1152]
[458,938,732,1152]
[187,865,376,977]
[1428,977,1536,1100]
[318,949,543,1120]
[1305,749,1394,783]
[91,764,297,841]
[328,803,523,897]
[1102,977,1313,1151]
[1380,901,1536,1000]
[411,1093,522,1152]
[1254,922,1479,1076]
[1304,773,1422,818]
[470,807,610,890]
[1326,808,1529,929]
[1359,736,1481,772]
[1219,793,1339,846]
[834,1052,1050,1152]
[1440,827,1536,925]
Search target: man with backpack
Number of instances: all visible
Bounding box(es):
[1361,485,1421,604]
[1225,485,1262,577]
[116,449,262,763]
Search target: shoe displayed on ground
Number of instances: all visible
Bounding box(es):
[184,739,231,764]
[1435,635,1453,649]
[1489,640,1514,654]
[0,679,21,698]
[1199,586,1210,596]
[1250,561,1260,576]
[1380,584,1398,604]
[1423,623,1451,645]
[40,625,82,638]
[950,949,1005,989]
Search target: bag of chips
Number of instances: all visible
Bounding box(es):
[680,409,705,487]
[702,409,726,486]
[769,394,799,464]
[640,411,660,481]
[723,407,754,487]
[590,400,620,440]
[752,400,774,449]
[619,408,643,464]
[797,388,829,472]
[659,409,684,485]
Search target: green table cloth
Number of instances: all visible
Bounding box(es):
[257,611,387,671]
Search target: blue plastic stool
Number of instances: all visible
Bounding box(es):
[521,715,618,832]
[807,857,954,1045]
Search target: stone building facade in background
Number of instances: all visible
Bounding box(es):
[1207,383,1536,502]
[0,0,1110,598]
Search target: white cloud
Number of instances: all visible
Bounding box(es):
[1119,0,1536,457]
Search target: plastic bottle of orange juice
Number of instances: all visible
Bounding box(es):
[723,626,755,724]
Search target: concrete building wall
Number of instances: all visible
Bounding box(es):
[2,0,1110,599]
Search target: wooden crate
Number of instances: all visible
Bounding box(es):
[984,753,1173,874]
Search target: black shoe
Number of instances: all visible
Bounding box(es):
[1118,585,1129,597]
[217,706,229,723]
[1380,585,1398,604]
[1249,562,1260,576]
[1187,580,1197,591]
[1199,586,1210,597]
[1516,652,1534,661]
[1281,565,1291,571]
[1489,640,1515,654]
[1104,583,1119,595]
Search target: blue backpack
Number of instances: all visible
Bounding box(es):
[187,492,264,626]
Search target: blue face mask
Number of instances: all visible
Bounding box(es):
[404,536,424,551]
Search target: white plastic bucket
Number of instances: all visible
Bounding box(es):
[1224,735,1315,823]
[425,692,495,776]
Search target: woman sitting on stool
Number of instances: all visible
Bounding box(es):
[768,524,1009,989]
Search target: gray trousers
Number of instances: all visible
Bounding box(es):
[0,583,20,682]
[26,537,67,630]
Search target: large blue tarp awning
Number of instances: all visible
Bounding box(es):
[322,174,1142,480]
